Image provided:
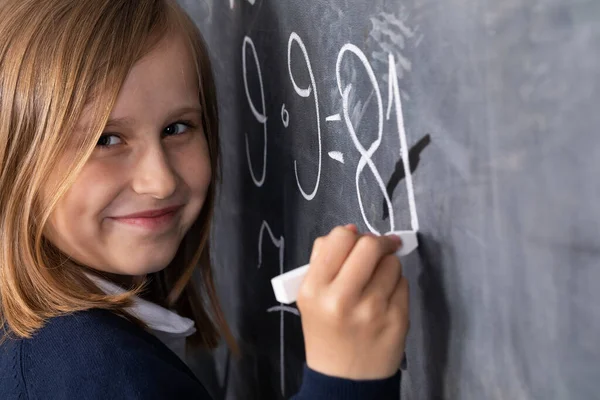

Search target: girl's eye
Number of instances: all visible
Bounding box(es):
[96,134,122,148]
[163,121,192,137]
[95,121,194,149]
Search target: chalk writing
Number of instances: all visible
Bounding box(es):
[229,0,255,9]
[336,44,396,234]
[242,36,267,187]
[328,151,345,164]
[257,221,300,396]
[281,103,290,127]
[287,32,322,201]
[242,32,421,397]
[386,53,418,230]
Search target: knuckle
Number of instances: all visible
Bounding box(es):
[311,237,324,253]
[357,294,386,323]
[310,237,327,262]
[313,237,324,248]
[329,225,355,240]
[323,294,350,320]
[329,226,348,236]
[357,235,383,253]
[324,227,358,251]
[298,284,314,301]
[297,283,318,308]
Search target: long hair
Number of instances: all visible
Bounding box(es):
[0,0,236,352]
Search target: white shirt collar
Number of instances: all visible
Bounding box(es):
[87,273,196,337]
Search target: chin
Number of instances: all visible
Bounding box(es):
[120,253,177,276]
[139,262,170,275]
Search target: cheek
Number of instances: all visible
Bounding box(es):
[176,136,212,198]
[45,162,123,253]
[65,162,123,216]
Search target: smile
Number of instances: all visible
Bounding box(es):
[109,205,183,230]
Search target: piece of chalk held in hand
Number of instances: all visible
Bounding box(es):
[271,230,418,304]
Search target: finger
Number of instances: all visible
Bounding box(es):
[333,234,401,298]
[389,276,409,315]
[309,236,325,264]
[344,223,358,234]
[361,254,403,303]
[305,225,359,285]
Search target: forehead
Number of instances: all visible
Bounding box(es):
[77,31,200,132]
[111,32,200,115]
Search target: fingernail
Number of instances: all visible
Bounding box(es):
[390,234,403,248]
[344,224,358,233]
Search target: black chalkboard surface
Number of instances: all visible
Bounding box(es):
[179,0,600,399]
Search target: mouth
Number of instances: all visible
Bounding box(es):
[109,205,183,230]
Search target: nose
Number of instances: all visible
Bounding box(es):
[131,143,177,200]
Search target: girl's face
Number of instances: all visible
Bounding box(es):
[43,32,212,277]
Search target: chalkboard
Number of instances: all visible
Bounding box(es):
[179,0,600,399]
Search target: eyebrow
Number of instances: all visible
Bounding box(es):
[104,116,134,128]
[103,106,203,129]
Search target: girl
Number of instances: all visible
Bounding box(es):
[0,1,409,399]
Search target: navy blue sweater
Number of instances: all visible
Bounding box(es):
[0,308,400,399]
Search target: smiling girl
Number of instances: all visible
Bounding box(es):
[0,1,409,399]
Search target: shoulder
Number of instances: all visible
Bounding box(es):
[4,309,210,400]
[0,327,26,398]
[23,308,168,364]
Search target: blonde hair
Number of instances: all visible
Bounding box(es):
[0,0,236,351]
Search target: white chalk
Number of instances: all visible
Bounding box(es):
[271,230,418,304]
[391,230,419,257]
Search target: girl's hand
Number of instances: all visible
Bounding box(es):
[297,224,409,380]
